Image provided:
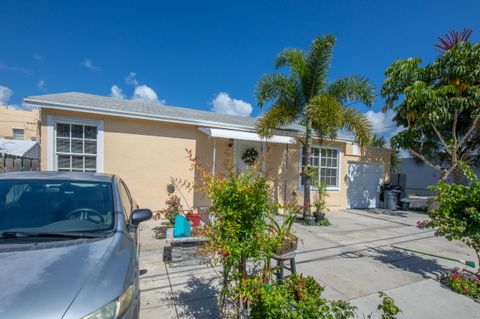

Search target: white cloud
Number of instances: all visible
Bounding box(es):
[81,58,101,71]
[38,80,46,89]
[133,85,165,104]
[110,85,125,99]
[125,72,139,86]
[211,92,252,117]
[121,72,165,104]
[0,85,13,105]
[365,109,406,145]
[365,110,396,134]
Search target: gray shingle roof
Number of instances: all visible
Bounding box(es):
[24,92,354,140]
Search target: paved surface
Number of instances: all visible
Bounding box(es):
[139,209,480,318]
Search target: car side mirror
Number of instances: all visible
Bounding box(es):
[131,209,152,226]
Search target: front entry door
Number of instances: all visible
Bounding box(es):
[234,140,263,175]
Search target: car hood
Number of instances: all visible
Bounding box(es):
[0,236,114,319]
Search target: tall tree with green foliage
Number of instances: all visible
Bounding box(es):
[255,35,374,217]
[382,29,480,181]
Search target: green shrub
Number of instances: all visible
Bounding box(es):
[418,165,480,273]
[377,292,402,319]
[251,274,356,319]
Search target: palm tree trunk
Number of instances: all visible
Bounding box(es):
[303,118,312,219]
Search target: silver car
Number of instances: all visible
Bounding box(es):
[0,172,152,319]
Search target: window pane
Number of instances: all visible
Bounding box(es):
[72,156,84,170]
[84,140,97,154]
[84,126,97,139]
[71,140,83,153]
[331,176,337,187]
[85,156,96,169]
[331,149,338,157]
[72,125,83,138]
[13,128,24,140]
[56,138,70,153]
[57,123,70,138]
[58,155,71,169]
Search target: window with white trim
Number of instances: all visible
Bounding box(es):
[12,128,24,140]
[301,147,340,189]
[55,123,98,172]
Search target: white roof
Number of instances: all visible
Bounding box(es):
[199,127,296,144]
[0,139,40,159]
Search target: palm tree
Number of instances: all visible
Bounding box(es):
[369,134,401,173]
[256,35,374,218]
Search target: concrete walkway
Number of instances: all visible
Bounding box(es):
[139,209,480,318]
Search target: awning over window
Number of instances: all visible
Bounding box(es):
[199,127,296,144]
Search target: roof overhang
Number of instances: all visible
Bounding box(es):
[199,127,296,144]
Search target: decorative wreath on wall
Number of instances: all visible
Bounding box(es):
[241,147,259,166]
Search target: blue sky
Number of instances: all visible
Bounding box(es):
[0,0,479,138]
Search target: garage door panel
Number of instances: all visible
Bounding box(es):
[347,163,383,209]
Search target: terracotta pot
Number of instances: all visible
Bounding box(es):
[187,214,201,227]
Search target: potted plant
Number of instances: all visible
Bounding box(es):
[152,225,168,239]
[313,181,328,223]
[269,211,299,255]
[186,210,201,227]
[165,194,182,225]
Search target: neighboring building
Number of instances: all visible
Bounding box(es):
[0,139,40,159]
[0,106,39,141]
[25,92,392,211]
[397,157,479,196]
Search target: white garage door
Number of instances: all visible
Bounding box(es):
[347,163,384,209]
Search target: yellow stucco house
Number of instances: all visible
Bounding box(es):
[25,92,392,211]
[0,106,39,141]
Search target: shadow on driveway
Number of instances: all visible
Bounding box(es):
[175,276,220,319]
[369,247,448,279]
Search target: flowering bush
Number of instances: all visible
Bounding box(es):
[165,195,182,224]
[448,268,480,299]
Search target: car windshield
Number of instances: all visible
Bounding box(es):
[0,179,114,235]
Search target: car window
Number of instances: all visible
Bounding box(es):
[119,180,133,221]
[0,180,114,234]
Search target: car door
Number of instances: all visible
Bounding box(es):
[118,179,142,312]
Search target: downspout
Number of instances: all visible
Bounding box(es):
[283,143,289,213]
[212,138,216,175]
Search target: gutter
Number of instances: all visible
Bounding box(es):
[24,98,355,143]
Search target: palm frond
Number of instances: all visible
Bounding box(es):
[327,75,375,107]
[369,134,387,147]
[304,35,336,98]
[275,48,307,81]
[308,95,343,142]
[256,103,300,138]
[341,107,372,147]
[255,73,300,108]
[390,150,401,173]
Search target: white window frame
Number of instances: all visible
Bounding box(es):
[12,128,25,140]
[298,144,343,192]
[47,115,104,172]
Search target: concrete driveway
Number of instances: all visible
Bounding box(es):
[138,209,480,318]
